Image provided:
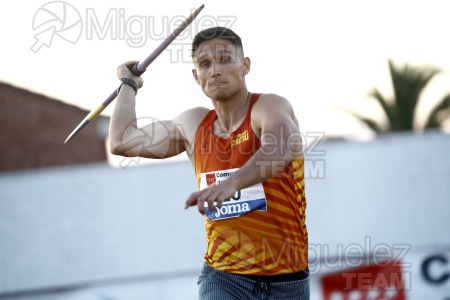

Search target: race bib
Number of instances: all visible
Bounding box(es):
[199,168,268,220]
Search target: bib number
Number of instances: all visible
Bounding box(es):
[199,168,268,220]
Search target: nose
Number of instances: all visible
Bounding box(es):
[210,61,222,77]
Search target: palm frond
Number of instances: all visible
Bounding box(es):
[425,94,450,129]
[339,60,444,135]
[358,117,385,133]
[337,106,384,134]
[368,87,397,129]
[388,59,441,131]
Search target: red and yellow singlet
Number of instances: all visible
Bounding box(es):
[193,93,308,275]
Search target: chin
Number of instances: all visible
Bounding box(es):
[206,90,230,101]
[209,87,241,101]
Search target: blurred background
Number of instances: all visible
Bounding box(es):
[1,0,449,299]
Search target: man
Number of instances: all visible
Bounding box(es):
[110,27,309,299]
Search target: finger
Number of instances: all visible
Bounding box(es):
[117,66,132,78]
[125,60,139,70]
[197,197,205,215]
[206,198,216,212]
[215,198,223,209]
[184,193,197,209]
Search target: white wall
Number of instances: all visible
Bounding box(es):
[1,131,449,299]
[0,161,204,298]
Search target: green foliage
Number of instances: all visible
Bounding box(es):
[347,60,450,133]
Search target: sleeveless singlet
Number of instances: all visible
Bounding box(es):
[193,93,308,275]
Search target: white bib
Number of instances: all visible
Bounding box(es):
[199,168,268,220]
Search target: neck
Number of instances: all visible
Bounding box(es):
[211,89,251,134]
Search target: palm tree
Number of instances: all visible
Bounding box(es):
[344,60,450,134]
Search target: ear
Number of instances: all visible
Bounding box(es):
[242,57,251,75]
[192,69,200,84]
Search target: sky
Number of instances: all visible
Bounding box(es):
[1,0,450,154]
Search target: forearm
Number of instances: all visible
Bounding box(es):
[229,143,294,191]
[109,85,138,153]
[184,143,295,213]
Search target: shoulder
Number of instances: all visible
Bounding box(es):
[252,93,295,118]
[251,93,299,135]
[174,106,210,123]
[172,106,210,143]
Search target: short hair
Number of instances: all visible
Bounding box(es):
[191,27,244,57]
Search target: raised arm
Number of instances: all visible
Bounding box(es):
[109,61,209,159]
[185,93,303,213]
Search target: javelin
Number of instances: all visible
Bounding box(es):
[64,4,205,144]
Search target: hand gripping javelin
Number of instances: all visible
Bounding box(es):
[64,4,205,144]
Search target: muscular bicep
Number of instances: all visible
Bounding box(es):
[253,94,303,158]
[113,120,185,159]
[111,106,209,160]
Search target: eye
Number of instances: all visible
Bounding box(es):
[220,56,231,63]
[200,60,211,68]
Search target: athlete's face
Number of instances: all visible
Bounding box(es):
[192,39,250,101]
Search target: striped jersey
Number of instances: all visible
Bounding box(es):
[193,93,308,275]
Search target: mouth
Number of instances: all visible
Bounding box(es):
[209,81,227,87]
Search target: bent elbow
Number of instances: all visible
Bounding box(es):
[110,142,126,156]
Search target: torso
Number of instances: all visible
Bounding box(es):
[191,93,308,275]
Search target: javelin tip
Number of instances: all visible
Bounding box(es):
[64,119,90,144]
[64,133,74,144]
[64,129,79,144]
